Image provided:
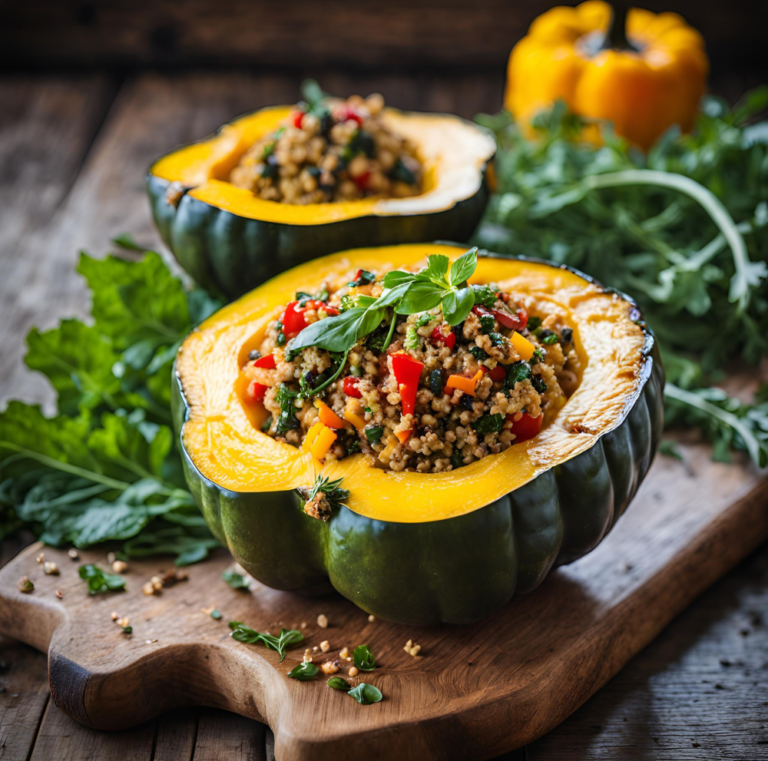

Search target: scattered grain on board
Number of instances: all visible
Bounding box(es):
[317,614,328,628]
[18,576,33,593]
[321,661,339,675]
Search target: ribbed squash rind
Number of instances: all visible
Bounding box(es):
[172,251,664,625]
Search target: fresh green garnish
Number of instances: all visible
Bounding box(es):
[415,313,433,328]
[222,569,251,590]
[275,383,300,433]
[122,625,133,634]
[348,683,383,705]
[302,476,350,513]
[288,662,319,680]
[229,623,304,662]
[327,676,351,690]
[210,609,223,620]
[479,315,495,333]
[471,284,500,309]
[289,248,479,356]
[526,316,542,331]
[353,644,376,672]
[79,564,126,595]
[505,361,532,388]
[260,415,273,433]
[532,376,548,394]
[0,249,222,559]
[470,346,489,361]
[531,348,545,365]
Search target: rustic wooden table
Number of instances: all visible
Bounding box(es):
[0,70,766,760]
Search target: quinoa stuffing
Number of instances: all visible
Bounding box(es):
[229,81,422,204]
[240,248,580,474]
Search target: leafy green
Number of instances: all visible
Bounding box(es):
[474,93,768,464]
[222,569,251,590]
[348,683,383,705]
[327,677,351,690]
[79,564,126,595]
[353,644,375,672]
[474,414,505,434]
[301,476,350,514]
[288,662,319,681]
[229,623,304,662]
[0,247,223,561]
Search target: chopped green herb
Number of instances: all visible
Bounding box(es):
[405,325,419,351]
[390,158,416,185]
[288,662,319,680]
[327,676,351,690]
[474,414,505,434]
[302,476,350,514]
[532,376,548,394]
[471,284,500,308]
[78,564,126,595]
[489,332,506,347]
[347,269,376,287]
[222,569,251,590]
[450,450,464,470]
[505,361,532,389]
[210,609,223,620]
[470,346,489,361]
[365,426,384,444]
[415,313,433,328]
[531,348,545,365]
[429,369,444,396]
[479,315,495,333]
[526,316,542,331]
[353,644,376,672]
[276,383,300,433]
[348,683,383,705]
[229,623,303,662]
[122,625,133,634]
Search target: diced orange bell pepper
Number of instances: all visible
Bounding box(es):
[303,421,326,452]
[315,400,346,429]
[310,426,337,460]
[445,369,484,397]
[395,429,412,444]
[511,331,535,361]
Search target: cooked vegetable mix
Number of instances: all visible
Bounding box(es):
[241,248,578,475]
[173,243,663,624]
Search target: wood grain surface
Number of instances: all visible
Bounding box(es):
[1,426,767,759]
[1,71,767,760]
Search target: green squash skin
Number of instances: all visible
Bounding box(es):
[147,173,490,300]
[172,287,664,625]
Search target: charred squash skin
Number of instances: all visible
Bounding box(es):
[172,245,664,625]
[147,109,495,299]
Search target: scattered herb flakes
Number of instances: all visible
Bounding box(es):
[222,569,251,591]
[122,625,133,634]
[327,677,350,691]
[78,564,126,595]
[353,645,376,672]
[348,683,383,705]
[229,623,304,662]
[288,662,319,681]
[210,609,223,620]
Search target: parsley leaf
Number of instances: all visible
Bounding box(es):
[229,623,304,662]
[223,569,251,590]
[79,564,126,595]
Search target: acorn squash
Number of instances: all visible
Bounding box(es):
[173,243,664,625]
[148,108,495,299]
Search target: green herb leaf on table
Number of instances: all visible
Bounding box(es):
[229,623,304,662]
[222,569,251,590]
[348,683,383,705]
[288,662,319,681]
[78,564,126,595]
[352,644,376,672]
[327,677,351,690]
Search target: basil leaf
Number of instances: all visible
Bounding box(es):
[449,247,478,286]
[376,281,412,308]
[423,254,450,281]
[348,683,383,705]
[291,308,368,352]
[353,644,376,671]
[327,677,351,690]
[506,361,532,388]
[395,282,444,315]
[443,287,475,326]
[365,426,384,444]
[78,564,126,595]
[382,270,416,288]
[288,662,319,681]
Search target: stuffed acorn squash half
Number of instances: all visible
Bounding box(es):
[148,87,495,299]
[173,243,664,625]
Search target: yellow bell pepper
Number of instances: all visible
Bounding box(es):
[309,425,337,461]
[511,331,536,361]
[302,421,326,453]
[505,1,708,151]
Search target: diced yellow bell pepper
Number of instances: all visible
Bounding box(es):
[511,331,535,361]
[302,421,326,452]
[344,409,366,430]
[310,426,337,460]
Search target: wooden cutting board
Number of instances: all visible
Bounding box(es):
[1,435,767,761]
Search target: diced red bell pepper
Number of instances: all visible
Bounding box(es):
[335,105,363,125]
[507,412,542,442]
[343,376,362,398]
[484,365,506,383]
[493,307,528,331]
[472,305,492,318]
[247,381,268,403]
[282,301,308,338]
[292,110,304,128]
[430,326,456,350]
[391,352,423,416]
[253,353,276,369]
[353,171,371,190]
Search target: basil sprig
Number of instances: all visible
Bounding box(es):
[229,622,304,662]
[290,248,479,355]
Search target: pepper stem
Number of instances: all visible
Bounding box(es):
[601,3,634,51]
